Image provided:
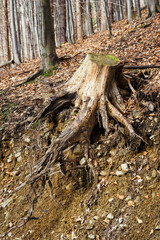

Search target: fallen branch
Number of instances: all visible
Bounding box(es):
[124,65,160,70]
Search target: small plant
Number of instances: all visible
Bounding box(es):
[42,65,58,77]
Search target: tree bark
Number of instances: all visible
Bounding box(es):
[146,0,159,18]
[76,0,83,40]
[39,0,57,71]
[127,0,135,23]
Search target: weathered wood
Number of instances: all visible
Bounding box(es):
[25,54,138,187]
[124,65,160,69]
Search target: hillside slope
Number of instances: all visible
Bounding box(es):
[0,11,160,240]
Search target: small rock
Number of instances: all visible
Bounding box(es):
[121,163,129,172]
[73,144,82,155]
[133,110,140,118]
[106,213,114,220]
[86,224,94,230]
[155,225,160,230]
[100,170,108,176]
[11,170,20,176]
[146,176,151,181]
[116,170,123,176]
[7,155,12,163]
[154,117,158,123]
[15,152,21,158]
[125,195,132,201]
[88,234,96,239]
[134,196,140,203]
[23,136,30,143]
[148,102,154,111]
[75,216,81,222]
[120,224,127,229]
[119,217,123,224]
[79,157,86,165]
[9,222,13,227]
[108,198,114,203]
[17,156,22,162]
[96,145,101,150]
[152,169,157,178]
[65,183,73,191]
[110,149,116,156]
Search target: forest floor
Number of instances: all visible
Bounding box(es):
[0,11,160,240]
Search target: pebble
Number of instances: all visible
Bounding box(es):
[97,145,101,150]
[146,176,151,181]
[106,213,114,220]
[73,144,81,155]
[121,163,129,171]
[88,234,96,239]
[133,110,140,117]
[7,155,12,163]
[15,152,21,158]
[86,224,94,230]
[23,136,30,143]
[116,170,123,176]
[152,169,157,178]
[155,225,160,230]
[148,102,154,111]
[100,170,108,176]
[125,195,132,201]
[79,157,86,165]
[108,198,114,203]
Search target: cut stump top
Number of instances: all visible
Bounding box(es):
[89,53,120,66]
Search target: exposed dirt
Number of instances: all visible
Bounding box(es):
[0,11,160,240]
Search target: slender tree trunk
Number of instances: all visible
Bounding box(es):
[93,0,101,31]
[146,0,159,17]
[66,0,75,44]
[136,0,141,18]
[76,0,83,40]
[9,0,20,64]
[85,0,94,36]
[59,0,66,45]
[39,0,57,71]
[102,0,112,35]
[3,0,11,61]
[127,0,135,23]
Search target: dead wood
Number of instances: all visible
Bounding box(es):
[124,65,160,69]
[12,54,145,231]
[21,54,142,189]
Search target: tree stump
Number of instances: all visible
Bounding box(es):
[26,53,137,185]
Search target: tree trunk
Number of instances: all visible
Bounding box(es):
[27,54,138,188]
[39,0,57,71]
[146,0,159,18]
[76,0,83,40]
[9,0,20,64]
[127,0,135,23]
[136,0,141,19]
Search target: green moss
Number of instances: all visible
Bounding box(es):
[89,53,120,66]
[42,65,58,77]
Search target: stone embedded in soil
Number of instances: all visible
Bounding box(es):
[88,234,96,239]
[155,225,160,230]
[7,154,12,163]
[73,144,82,155]
[106,213,114,220]
[148,102,154,111]
[86,224,94,230]
[80,157,86,165]
[23,135,30,143]
[108,198,114,203]
[152,169,157,178]
[100,170,108,176]
[116,170,123,176]
[121,163,129,172]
